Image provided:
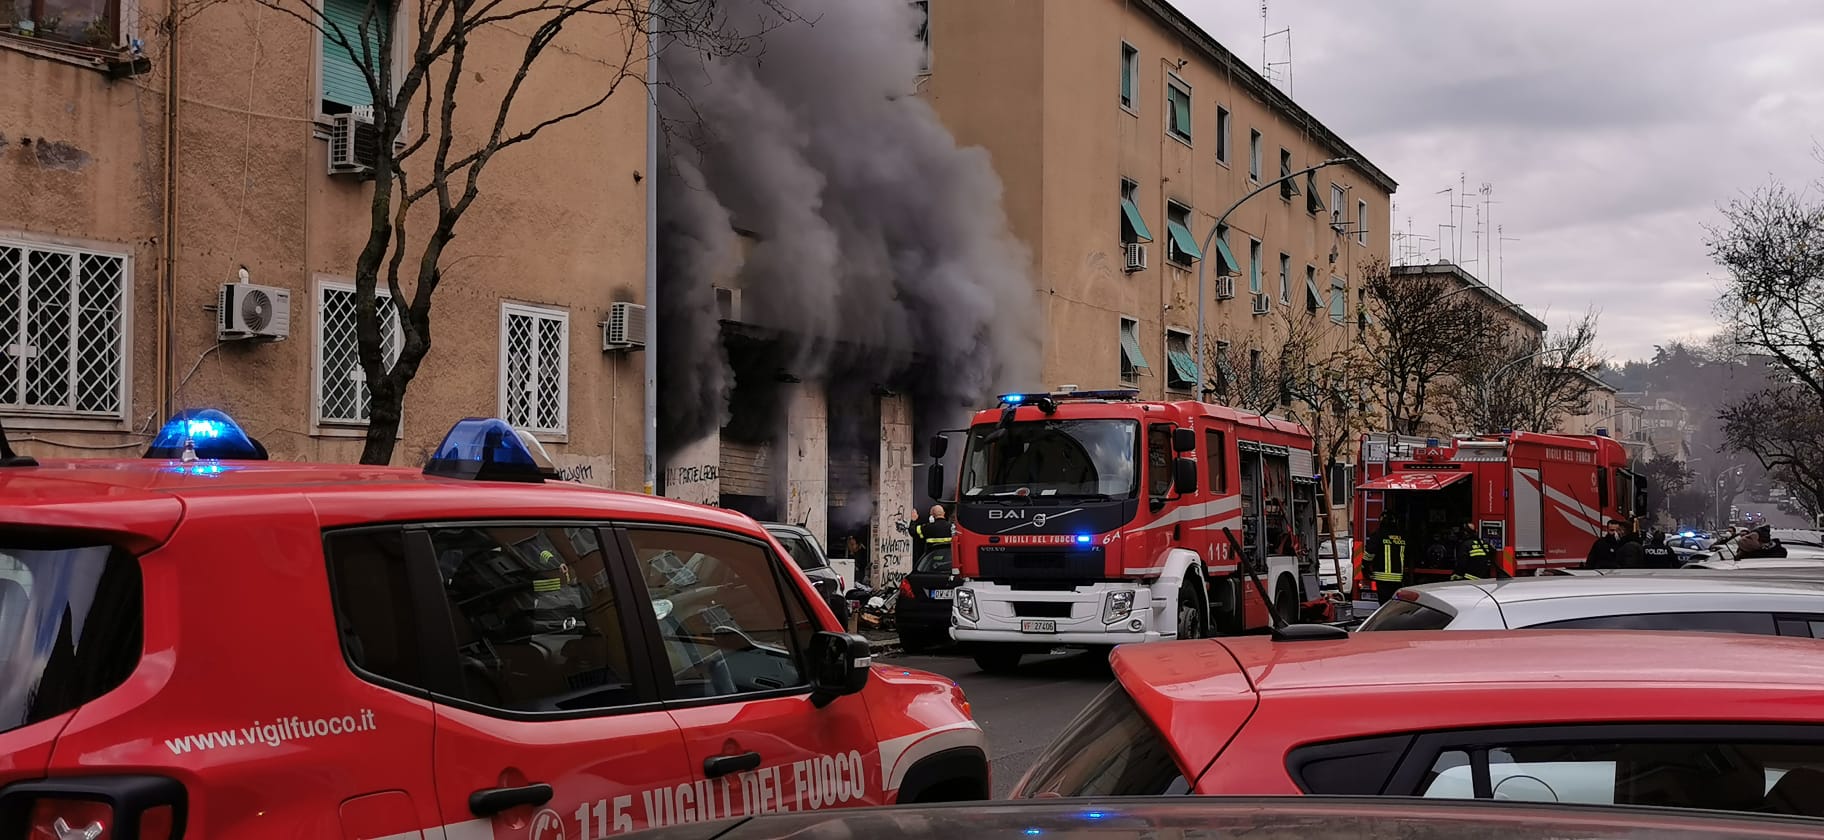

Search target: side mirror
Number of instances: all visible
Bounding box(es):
[807,631,871,708]
[928,434,949,459]
[1173,457,1198,496]
[927,465,948,503]
[1173,427,1196,453]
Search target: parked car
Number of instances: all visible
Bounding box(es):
[1356,574,1824,635]
[0,413,989,838]
[1011,629,1824,820]
[764,522,853,622]
[628,796,1824,840]
[1315,537,1354,596]
[895,546,961,653]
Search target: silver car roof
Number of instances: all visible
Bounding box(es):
[1397,573,1824,630]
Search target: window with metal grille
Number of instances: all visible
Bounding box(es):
[316,280,401,425]
[0,240,127,417]
[499,302,569,434]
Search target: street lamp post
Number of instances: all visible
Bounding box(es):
[1195,157,1356,398]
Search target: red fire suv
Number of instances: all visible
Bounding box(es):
[0,412,987,839]
[1014,627,1824,819]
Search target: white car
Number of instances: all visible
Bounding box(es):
[1357,574,1824,636]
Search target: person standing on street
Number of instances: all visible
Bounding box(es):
[1614,521,1646,569]
[1452,523,1498,581]
[846,534,872,589]
[1585,520,1623,569]
[914,504,953,563]
[1366,518,1408,603]
[1640,530,1679,568]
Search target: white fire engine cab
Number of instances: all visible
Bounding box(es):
[926,389,1332,673]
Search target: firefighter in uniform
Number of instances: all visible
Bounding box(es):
[1366,520,1408,602]
[914,504,953,561]
[1452,524,1497,580]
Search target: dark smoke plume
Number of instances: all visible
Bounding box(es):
[656,0,1040,454]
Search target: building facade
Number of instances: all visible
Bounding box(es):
[0,0,648,486]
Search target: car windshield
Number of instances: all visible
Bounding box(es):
[960,419,1139,500]
[0,542,142,735]
[769,531,828,571]
[1016,683,1189,797]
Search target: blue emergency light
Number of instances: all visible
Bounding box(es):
[997,388,1139,406]
[144,409,265,461]
[423,417,555,483]
[1074,534,1092,544]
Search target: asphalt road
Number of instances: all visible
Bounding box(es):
[890,649,1113,798]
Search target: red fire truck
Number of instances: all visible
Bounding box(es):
[1351,431,1646,580]
[926,389,1331,673]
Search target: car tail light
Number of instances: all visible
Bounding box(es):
[898,578,915,599]
[2,776,185,840]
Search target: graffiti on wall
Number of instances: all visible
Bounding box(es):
[873,395,916,579]
[663,435,722,506]
[549,454,613,489]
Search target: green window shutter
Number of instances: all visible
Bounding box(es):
[1168,351,1197,386]
[1166,220,1202,263]
[1120,324,1150,369]
[322,0,387,109]
[1329,279,1346,322]
[1211,237,1239,275]
[1249,244,1261,293]
[1168,87,1191,139]
[1121,47,1134,103]
[1121,198,1153,242]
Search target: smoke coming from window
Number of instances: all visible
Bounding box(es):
[655,0,1040,454]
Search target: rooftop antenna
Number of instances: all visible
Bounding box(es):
[1435,186,1455,262]
[1479,182,1496,280]
[1498,225,1521,292]
[1452,172,1473,269]
[1260,0,1293,94]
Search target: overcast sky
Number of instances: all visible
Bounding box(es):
[1176,0,1824,362]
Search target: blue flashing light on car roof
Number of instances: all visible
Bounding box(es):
[1681,531,1697,538]
[144,409,265,461]
[423,417,556,483]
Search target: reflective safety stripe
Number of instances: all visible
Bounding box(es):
[925,536,953,545]
[1372,535,1407,581]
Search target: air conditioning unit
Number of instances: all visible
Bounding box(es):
[218,282,292,341]
[1123,242,1148,273]
[1252,293,1271,315]
[713,286,743,322]
[603,301,648,351]
[1215,276,1235,299]
[327,110,380,177]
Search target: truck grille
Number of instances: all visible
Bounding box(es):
[976,546,1107,582]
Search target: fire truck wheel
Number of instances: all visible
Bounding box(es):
[972,648,1023,674]
[1274,575,1300,626]
[1177,576,1208,640]
[1212,576,1244,635]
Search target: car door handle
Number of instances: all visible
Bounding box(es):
[704,751,762,778]
[469,783,555,817]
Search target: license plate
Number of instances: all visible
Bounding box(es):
[1020,619,1057,633]
[931,589,954,600]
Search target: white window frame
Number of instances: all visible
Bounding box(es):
[313,0,411,127]
[498,301,571,438]
[1357,198,1370,245]
[1216,106,1231,165]
[1119,41,1138,110]
[1120,316,1141,384]
[0,233,132,424]
[1279,253,1291,304]
[1165,72,1193,144]
[1330,276,1348,324]
[1248,238,1262,294]
[914,1,931,75]
[1331,184,1347,228]
[1248,129,1262,181]
[312,276,404,431]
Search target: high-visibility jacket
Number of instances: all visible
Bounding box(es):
[916,519,953,546]
[1371,535,1407,583]
[1453,539,1493,580]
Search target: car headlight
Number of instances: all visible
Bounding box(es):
[1102,590,1135,624]
[954,588,978,622]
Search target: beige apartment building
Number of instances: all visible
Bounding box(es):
[920,0,1396,404]
[0,0,647,486]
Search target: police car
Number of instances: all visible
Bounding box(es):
[0,412,987,838]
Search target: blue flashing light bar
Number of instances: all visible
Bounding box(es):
[1680,531,1696,538]
[1074,534,1092,544]
[423,418,554,483]
[997,389,1139,406]
[144,409,265,461]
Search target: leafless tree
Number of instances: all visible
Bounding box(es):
[1445,310,1604,433]
[1720,384,1824,522]
[1708,176,1824,409]
[1357,259,1504,436]
[252,0,788,463]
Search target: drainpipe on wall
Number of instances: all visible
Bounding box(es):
[642,1,660,495]
[158,18,180,421]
